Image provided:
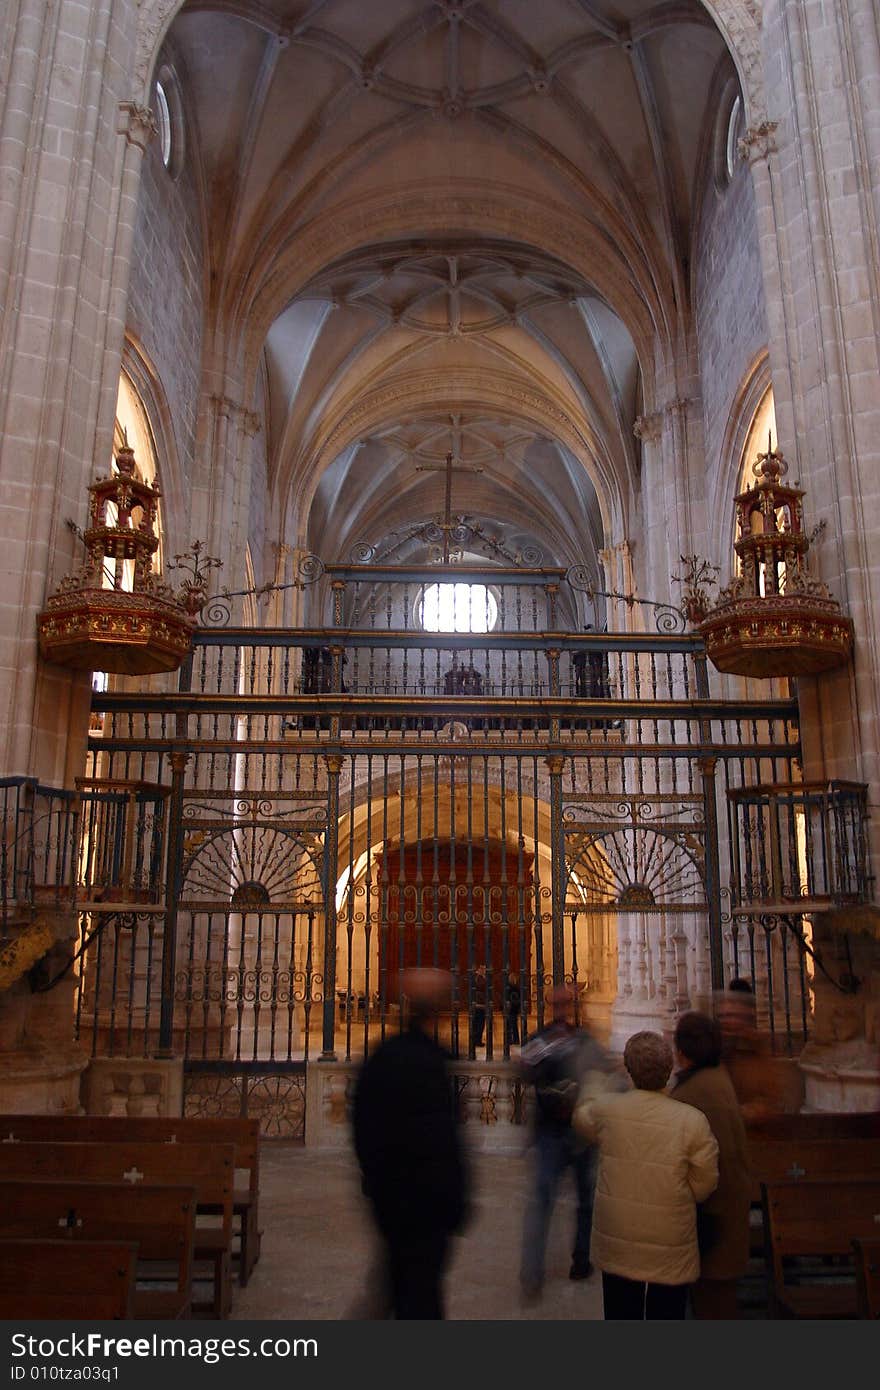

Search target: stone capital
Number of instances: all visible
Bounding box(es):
[118,102,158,151]
[210,396,261,434]
[738,120,778,166]
[633,411,663,445]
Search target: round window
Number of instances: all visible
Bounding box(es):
[417,582,498,633]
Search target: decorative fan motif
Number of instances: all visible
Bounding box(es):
[180,823,323,905]
[565,826,704,909]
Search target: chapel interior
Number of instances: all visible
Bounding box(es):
[1,0,880,1321]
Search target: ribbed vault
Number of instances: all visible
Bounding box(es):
[149,0,744,571]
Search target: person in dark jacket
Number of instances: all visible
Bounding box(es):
[472,962,488,1052]
[670,1010,753,1319]
[504,970,522,1046]
[518,984,617,1300]
[352,967,470,1319]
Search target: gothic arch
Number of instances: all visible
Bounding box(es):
[235,186,663,389]
[119,336,186,558]
[134,2,767,132]
[291,366,626,544]
[709,351,773,570]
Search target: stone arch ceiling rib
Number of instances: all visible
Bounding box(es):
[290,364,625,541]
[157,2,736,341]
[134,0,765,565]
[307,426,605,571]
[264,240,641,517]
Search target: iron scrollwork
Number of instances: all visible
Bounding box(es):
[199,553,325,627]
[566,565,687,633]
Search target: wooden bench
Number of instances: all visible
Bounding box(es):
[0,1141,234,1319]
[761,1178,880,1318]
[0,1113,262,1285]
[0,1180,196,1320]
[748,1137,880,1205]
[748,1112,880,1142]
[852,1237,880,1318]
[0,1238,137,1319]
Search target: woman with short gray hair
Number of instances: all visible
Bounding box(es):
[573,1030,719,1319]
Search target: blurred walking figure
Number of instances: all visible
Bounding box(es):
[352,968,470,1319]
[518,984,615,1300]
[574,1030,719,1320]
[472,963,488,1052]
[504,970,522,1046]
[715,977,787,1121]
[670,1011,753,1319]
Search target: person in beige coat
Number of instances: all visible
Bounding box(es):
[670,1011,753,1319]
[573,1030,719,1319]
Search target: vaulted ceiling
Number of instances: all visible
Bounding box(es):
[168,0,734,570]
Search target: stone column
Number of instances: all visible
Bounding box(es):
[0,0,148,783]
[190,392,262,603]
[634,394,700,608]
[754,3,880,794]
[748,0,880,1102]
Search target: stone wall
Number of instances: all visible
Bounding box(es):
[125,69,204,498]
[694,143,768,489]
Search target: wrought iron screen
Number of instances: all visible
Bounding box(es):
[4,563,821,1132]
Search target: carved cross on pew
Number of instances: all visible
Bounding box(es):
[786,1162,806,1179]
[416,442,483,565]
[123,1166,144,1184]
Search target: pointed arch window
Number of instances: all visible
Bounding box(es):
[738,386,780,596]
[104,372,163,593]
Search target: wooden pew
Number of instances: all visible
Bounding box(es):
[852,1237,880,1319]
[761,1178,880,1318]
[0,1141,234,1319]
[0,1114,262,1286]
[748,1112,880,1142]
[748,1137,880,1206]
[0,1180,196,1320]
[0,1239,137,1319]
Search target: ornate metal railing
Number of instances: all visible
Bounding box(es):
[727,781,871,915]
[0,775,169,922]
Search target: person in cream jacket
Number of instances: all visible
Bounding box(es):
[573,1030,719,1319]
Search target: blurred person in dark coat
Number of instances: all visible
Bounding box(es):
[715,979,788,1122]
[518,984,618,1300]
[670,1011,753,1319]
[504,970,522,1046]
[352,967,470,1319]
[472,962,488,1052]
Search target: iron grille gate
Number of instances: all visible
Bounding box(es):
[73,565,806,1136]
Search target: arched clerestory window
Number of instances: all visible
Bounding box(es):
[736,385,778,595]
[739,386,777,488]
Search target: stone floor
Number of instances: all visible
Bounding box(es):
[230,1141,605,1321]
